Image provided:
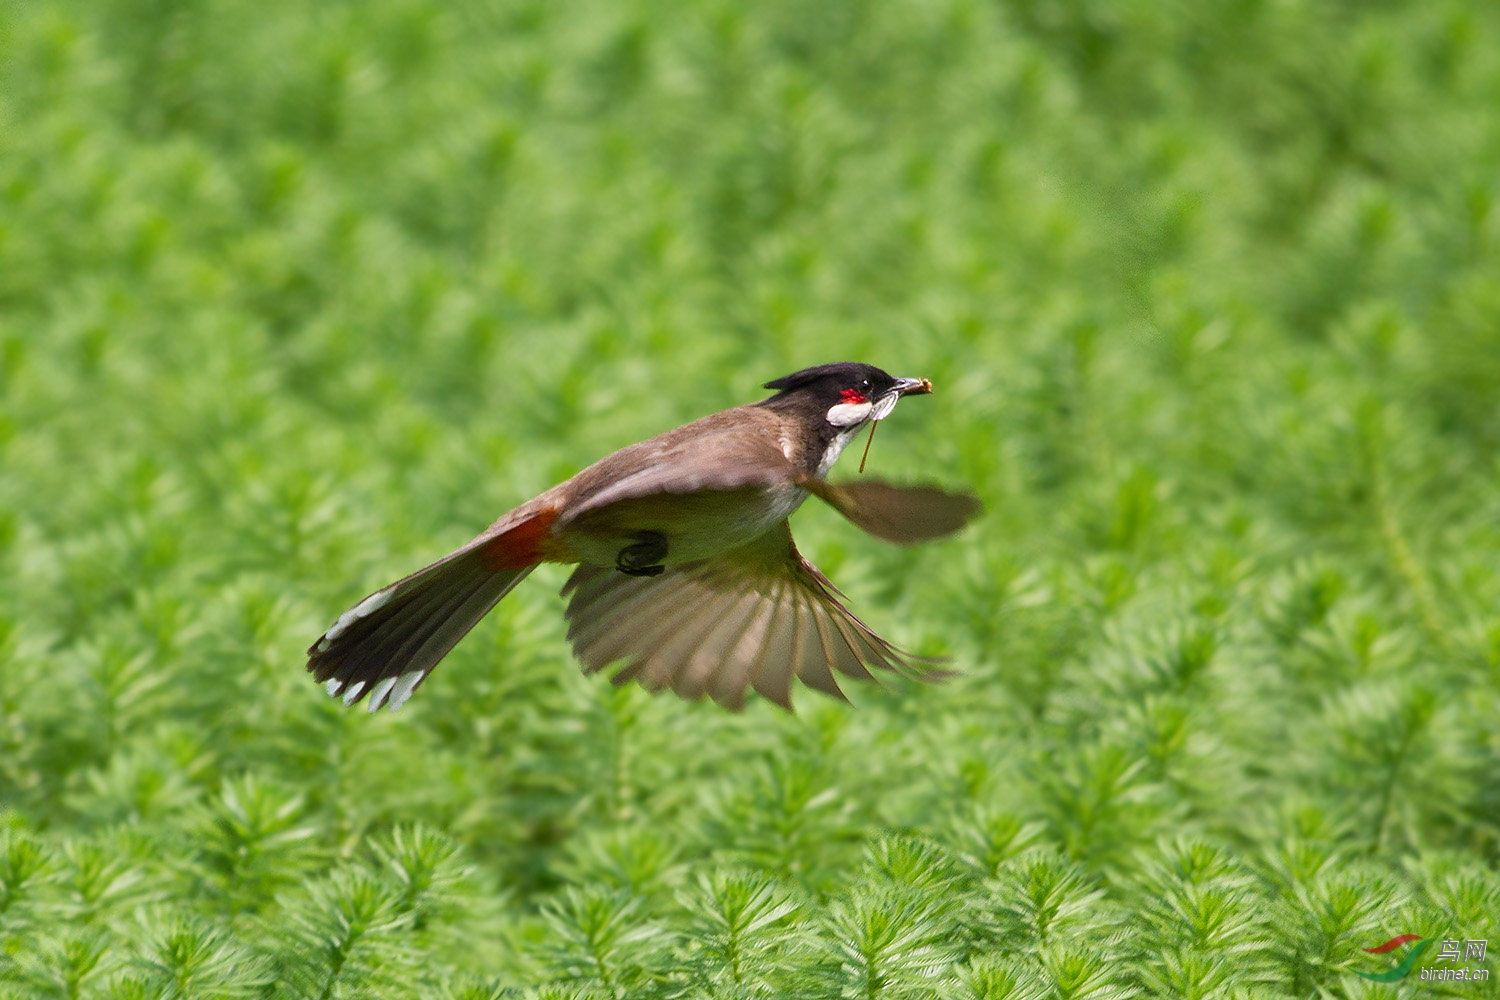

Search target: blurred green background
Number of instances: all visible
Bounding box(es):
[3,0,1500,995]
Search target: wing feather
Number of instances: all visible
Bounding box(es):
[749,583,797,709]
[634,577,740,692]
[585,573,719,687]
[676,587,763,701]
[558,415,797,527]
[710,596,776,710]
[845,623,901,675]
[825,613,878,684]
[795,595,849,700]
[560,523,947,710]
[801,478,982,544]
[567,566,690,668]
[562,567,662,650]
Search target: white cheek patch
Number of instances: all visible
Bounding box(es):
[826,401,873,427]
[870,394,899,421]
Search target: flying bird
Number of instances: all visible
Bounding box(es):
[308,362,981,713]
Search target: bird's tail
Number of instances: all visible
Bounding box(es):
[307,511,554,712]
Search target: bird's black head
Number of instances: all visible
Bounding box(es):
[761,362,931,430]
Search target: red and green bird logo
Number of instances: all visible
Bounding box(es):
[1356,935,1431,982]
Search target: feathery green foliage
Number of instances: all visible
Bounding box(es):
[3,0,1500,995]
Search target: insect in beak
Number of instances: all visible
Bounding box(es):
[859,419,878,473]
[859,377,932,473]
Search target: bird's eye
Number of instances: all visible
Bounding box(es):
[860,379,871,391]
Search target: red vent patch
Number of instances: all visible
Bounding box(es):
[478,508,560,571]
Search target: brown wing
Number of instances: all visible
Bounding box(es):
[559,523,947,710]
[557,407,798,528]
[800,479,982,545]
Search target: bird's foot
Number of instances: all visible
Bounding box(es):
[616,531,667,577]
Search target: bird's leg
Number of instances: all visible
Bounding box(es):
[616,531,668,577]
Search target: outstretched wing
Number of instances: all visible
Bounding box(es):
[560,523,947,710]
[557,411,798,529]
[800,478,982,544]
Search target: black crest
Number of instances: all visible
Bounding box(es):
[762,362,895,399]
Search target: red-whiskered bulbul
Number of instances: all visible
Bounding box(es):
[307,362,981,712]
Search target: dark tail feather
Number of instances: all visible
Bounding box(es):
[307,547,533,713]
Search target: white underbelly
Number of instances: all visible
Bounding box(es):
[565,485,809,566]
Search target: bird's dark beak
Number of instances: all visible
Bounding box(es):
[869,376,932,422]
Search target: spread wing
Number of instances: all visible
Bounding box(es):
[559,523,947,710]
[557,410,797,528]
[800,478,982,544]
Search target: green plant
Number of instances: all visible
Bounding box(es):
[3,0,1500,994]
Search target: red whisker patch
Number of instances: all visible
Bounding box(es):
[840,388,869,404]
